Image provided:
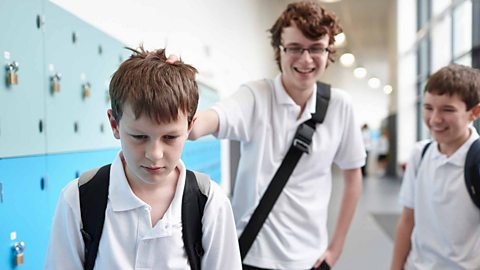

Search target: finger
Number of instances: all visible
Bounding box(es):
[166,55,180,64]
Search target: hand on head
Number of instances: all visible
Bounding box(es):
[166,55,180,64]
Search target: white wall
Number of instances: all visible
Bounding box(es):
[50,0,281,97]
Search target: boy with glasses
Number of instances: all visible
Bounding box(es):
[188,1,365,269]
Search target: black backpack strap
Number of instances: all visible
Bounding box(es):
[238,82,331,260]
[421,141,432,160]
[182,170,210,270]
[311,81,331,124]
[464,138,480,209]
[79,164,111,270]
[414,141,432,177]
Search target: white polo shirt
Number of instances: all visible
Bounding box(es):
[45,153,242,270]
[213,74,365,269]
[399,126,480,270]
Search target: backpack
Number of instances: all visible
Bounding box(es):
[420,138,480,209]
[78,164,210,270]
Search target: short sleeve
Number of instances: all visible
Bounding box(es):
[212,84,256,142]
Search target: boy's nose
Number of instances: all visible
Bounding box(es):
[299,50,314,62]
[145,141,164,160]
[430,111,443,124]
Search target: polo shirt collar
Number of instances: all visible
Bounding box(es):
[273,74,317,116]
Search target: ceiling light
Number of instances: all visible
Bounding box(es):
[334,33,346,47]
[353,67,367,79]
[383,85,393,94]
[368,77,381,89]
[340,53,355,67]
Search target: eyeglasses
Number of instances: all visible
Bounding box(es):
[279,45,330,56]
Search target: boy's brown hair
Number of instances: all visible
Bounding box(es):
[269,0,342,71]
[425,64,480,110]
[109,47,198,125]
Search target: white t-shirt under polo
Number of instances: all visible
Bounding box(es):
[213,74,365,269]
[399,126,480,270]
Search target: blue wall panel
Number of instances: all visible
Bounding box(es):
[183,139,221,183]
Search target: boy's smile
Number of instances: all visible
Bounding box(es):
[108,103,192,188]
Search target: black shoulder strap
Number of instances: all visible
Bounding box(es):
[238,82,331,260]
[415,141,432,177]
[464,138,480,209]
[79,164,111,270]
[182,170,209,270]
[421,141,432,160]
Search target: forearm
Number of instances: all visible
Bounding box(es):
[189,109,219,140]
[391,208,414,270]
[329,168,362,255]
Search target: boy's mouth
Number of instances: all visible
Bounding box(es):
[143,165,164,173]
[294,67,316,74]
[431,126,448,132]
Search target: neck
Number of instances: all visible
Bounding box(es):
[281,77,314,111]
[438,128,472,157]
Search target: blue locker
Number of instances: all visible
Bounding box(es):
[0,156,48,269]
[0,0,45,158]
[44,3,125,154]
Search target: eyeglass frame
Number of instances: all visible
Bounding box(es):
[278,45,330,56]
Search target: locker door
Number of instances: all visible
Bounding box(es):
[0,0,45,158]
[0,156,48,269]
[44,3,124,154]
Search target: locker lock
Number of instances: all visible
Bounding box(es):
[50,73,62,94]
[5,61,19,86]
[13,241,25,266]
[82,82,91,99]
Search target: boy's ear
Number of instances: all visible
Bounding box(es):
[107,109,120,139]
[187,115,197,134]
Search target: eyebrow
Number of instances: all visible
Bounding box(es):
[283,42,326,47]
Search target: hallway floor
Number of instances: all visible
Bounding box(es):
[328,167,403,269]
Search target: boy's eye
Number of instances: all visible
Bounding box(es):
[309,47,328,54]
[131,135,148,140]
[164,135,179,141]
[288,47,303,54]
[443,108,456,112]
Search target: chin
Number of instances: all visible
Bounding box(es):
[431,133,451,144]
